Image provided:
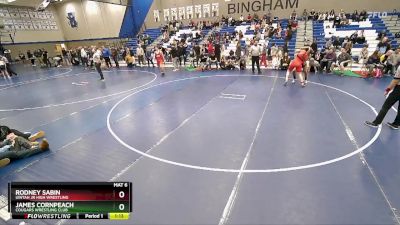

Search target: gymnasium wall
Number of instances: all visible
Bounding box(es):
[0,5,65,43]
[54,0,126,40]
[2,0,127,59]
[143,0,400,28]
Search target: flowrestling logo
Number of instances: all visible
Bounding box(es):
[368,11,388,18]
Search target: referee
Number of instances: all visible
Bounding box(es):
[365,64,400,130]
[249,41,262,74]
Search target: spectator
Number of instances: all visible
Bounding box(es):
[170,45,179,71]
[136,46,145,66]
[333,14,341,28]
[302,9,308,20]
[102,46,112,68]
[208,52,218,69]
[357,30,366,44]
[0,56,9,78]
[366,50,380,76]
[328,10,335,21]
[320,48,337,73]
[311,38,318,54]
[219,56,227,70]
[235,41,242,61]
[377,37,391,54]
[280,52,291,70]
[325,38,333,49]
[271,43,279,69]
[291,10,297,20]
[81,47,89,69]
[111,47,119,68]
[309,9,316,20]
[385,48,400,75]
[125,53,135,68]
[200,52,209,71]
[359,44,369,64]
[0,55,16,76]
[285,26,293,41]
[359,9,367,21]
[61,48,69,66]
[350,31,358,44]
[352,10,359,22]
[27,50,35,66]
[193,43,201,67]
[145,47,154,67]
[226,50,236,70]
[333,48,352,73]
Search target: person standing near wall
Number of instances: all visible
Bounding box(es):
[93,48,105,81]
[61,48,70,66]
[145,47,154,67]
[0,55,17,76]
[136,46,145,67]
[42,49,51,68]
[102,46,112,68]
[80,47,89,69]
[27,50,35,67]
[111,47,119,69]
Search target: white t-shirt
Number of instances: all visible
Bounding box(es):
[93,51,102,63]
[81,48,88,58]
[395,66,400,85]
[250,45,262,57]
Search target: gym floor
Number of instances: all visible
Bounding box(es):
[0,65,399,225]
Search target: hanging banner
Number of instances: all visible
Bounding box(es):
[170,8,177,21]
[186,6,193,20]
[163,8,170,22]
[203,4,210,18]
[178,7,185,20]
[211,3,219,17]
[194,5,202,19]
[153,10,160,22]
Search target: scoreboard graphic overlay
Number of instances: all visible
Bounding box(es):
[8,182,132,220]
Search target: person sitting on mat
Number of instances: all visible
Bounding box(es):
[0,134,49,168]
[0,125,45,143]
[331,48,352,74]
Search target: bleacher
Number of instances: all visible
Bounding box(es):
[313,16,399,60]
[222,19,297,58]
[160,27,210,51]
[126,28,162,54]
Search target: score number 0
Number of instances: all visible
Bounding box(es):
[118,191,125,211]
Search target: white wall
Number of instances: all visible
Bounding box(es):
[54,0,126,40]
[144,0,400,28]
[1,5,65,43]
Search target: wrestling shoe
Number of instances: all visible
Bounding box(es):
[283,81,288,86]
[39,139,49,151]
[0,158,10,168]
[301,82,306,88]
[364,121,379,128]
[29,131,45,141]
[161,72,165,77]
[386,122,399,130]
[292,79,296,84]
